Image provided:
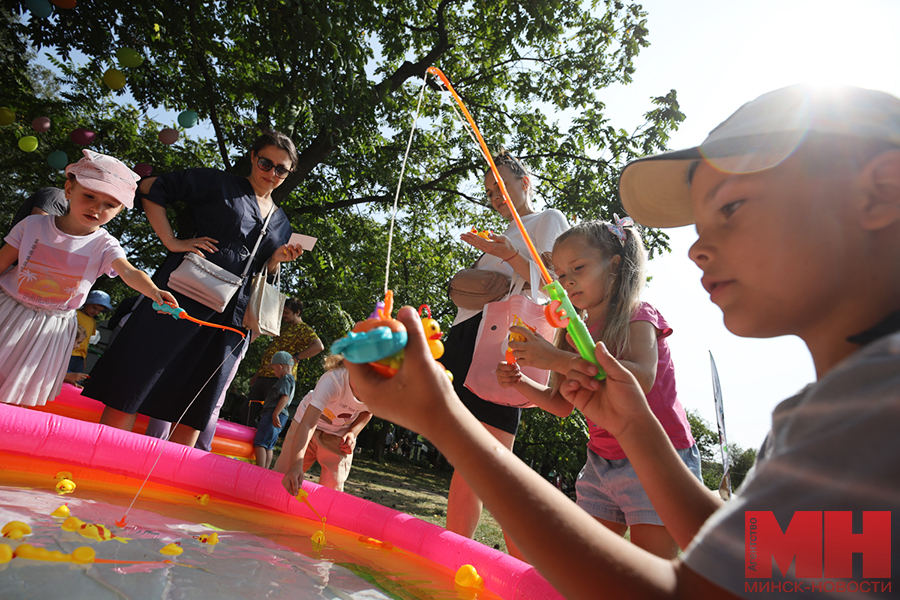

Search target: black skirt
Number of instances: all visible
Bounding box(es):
[439,312,521,436]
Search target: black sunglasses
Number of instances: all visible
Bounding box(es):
[257,156,292,179]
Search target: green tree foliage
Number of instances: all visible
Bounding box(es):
[687,409,757,492]
[515,406,588,492]
[1,0,685,451]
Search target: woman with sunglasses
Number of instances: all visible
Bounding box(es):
[85,129,303,448]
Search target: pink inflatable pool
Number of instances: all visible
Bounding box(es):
[0,403,562,599]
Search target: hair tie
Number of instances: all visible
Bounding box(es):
[606,214,633,244]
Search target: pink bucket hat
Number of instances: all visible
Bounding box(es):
[65,150,140,209]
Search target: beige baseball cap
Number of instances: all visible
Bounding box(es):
[619,84,900,228]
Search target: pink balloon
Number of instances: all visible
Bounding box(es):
[32,117,51,132]
[133,162,153,178]
[70,128,96,145]
[158,128,179,145]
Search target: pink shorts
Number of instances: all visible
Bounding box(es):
[302,430,354,492]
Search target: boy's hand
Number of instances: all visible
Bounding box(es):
[507,325,569,371]
[345,306,458,438]
[281,466,305,497]
[496,361,522,388]
[340,432,356,455]
[560,342,652,440]
[273,413,282,428]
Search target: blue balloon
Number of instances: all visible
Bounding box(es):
[25,0,53,18]
[47,150,68,170]
[177,110,199,129]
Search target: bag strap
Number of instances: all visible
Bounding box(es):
[240,204,276,279]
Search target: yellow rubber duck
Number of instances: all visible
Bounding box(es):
[455,564,484,588]
[51,504,70,518]
[159,543,183,556]
[55,479,76,495]
[12,544,95,564]
[1,521,31,540]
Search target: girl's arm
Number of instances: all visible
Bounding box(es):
[111,258,178,308]
[496,361,573,417]
[0,243,19,275]
[346,307,735,600]
[616,320,660,394]
[507,324,578,374]
[281,405,321,496]
[562,347,725,550]
[140,192,218,256]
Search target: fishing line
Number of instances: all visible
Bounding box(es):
[116,329,249,527]
[383,74,430,295]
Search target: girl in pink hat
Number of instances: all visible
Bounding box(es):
[0,150,177,407]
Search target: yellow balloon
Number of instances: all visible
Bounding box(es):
[103,68,127,90]
[18,136,38,152]
[0,107,14,126]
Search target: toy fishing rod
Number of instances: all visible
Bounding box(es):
[428,67,605,379]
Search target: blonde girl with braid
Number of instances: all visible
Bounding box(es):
[496,218,700,559]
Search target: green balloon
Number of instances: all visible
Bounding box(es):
[18,136,38,153]
[177,110,199,128]
[47,150,68,170]
[0,107,14,126]
[116,47,144,68]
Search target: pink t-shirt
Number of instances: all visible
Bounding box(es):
[1,215,126,311]
[587,302,695,460]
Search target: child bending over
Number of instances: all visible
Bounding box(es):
[278,354,372,493]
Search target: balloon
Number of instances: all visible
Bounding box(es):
[71,128,96,145]
[32,117,51,132]
[158,128,179,145]
[47,150,68,170]
[177,110,199,128]
[133,162,153,178]
[115,48,144,68]
[0,107,14,126]
[103,68,127,90]
[25,0,53,18]
[50,0,76,7]
[18,136,39,153]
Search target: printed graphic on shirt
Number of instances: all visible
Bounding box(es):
[319,403,358,429]
[18,241,87,306]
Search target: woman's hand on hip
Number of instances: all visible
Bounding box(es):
[169,237,219,256]
[460,231,518,261]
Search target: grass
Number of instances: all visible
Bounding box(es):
[276,446,509,553]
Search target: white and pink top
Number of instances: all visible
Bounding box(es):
[1,215,125,311]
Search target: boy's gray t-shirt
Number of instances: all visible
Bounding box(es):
[261,373,295,417]
[682,331,900,597]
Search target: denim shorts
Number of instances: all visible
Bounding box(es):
[575,444,702,526]
[253,409,287,450]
